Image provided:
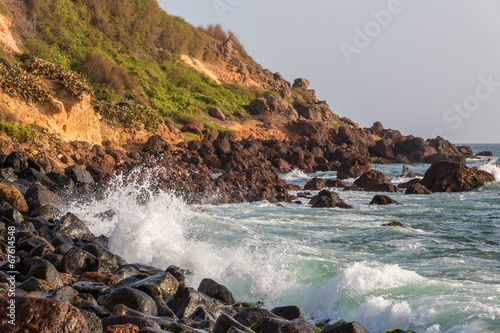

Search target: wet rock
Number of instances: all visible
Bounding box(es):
[319,321,368,333]
[233,307,279,327]
[98,287,158,316]
[4,152,28,173]
[79,308,104,333]
[81,242,123,274]
[73,281,110,298]
[0,167,17,181]
[325,179,347,188]
[213,313,254,333]
[369,195,399,205]
[87,158,115,183]
[65,165,95,185]
[337,157,372,180]
[152,296,178,319]
[273,158,293,173]
[304,178,326,191]
[405,183,432,195]
[198,278,235,305]
[353,170,397,192]
[102,317,159,331]
[55,213,94,239]
[24,186,67,212]
[44,285,78,302]
[382,222,404,227]
[254,316,314,333]
[271,305,305,320]
[397,178,421,189]
[78,271,121,286]
[0,203,23,224]
[131,272,179,299]
[476,151,493,157]
[420,161,495,192]
[60,247,99,275]
[0,181,29,212]
[27,258,64,287]
[0,295,88,332]
[309,190,353,209]
[167,283,223,319]
[112,304,172,328]
[35,204,64,221]
[17,277,50,292]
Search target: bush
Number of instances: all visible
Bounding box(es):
[0,121,38,143]
[0,62,52,104]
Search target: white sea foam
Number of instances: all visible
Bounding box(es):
[283,169,309,180]
[479,160,500,182]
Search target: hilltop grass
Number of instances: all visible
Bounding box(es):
[0,121,38,143]
[16,0,264,131]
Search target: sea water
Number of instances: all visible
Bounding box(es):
[69,144,500,333]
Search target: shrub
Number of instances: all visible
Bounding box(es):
[0,121,38,143]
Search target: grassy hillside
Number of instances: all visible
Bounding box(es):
[5,0,263,131]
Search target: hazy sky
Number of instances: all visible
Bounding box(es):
[161,0,500,143]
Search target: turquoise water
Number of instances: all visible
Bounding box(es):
[71,144,500,333]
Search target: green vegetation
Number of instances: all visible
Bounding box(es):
[14,0,263,131]
[0,1,8,15]
[0,62,52,104]
[0,121,38,143]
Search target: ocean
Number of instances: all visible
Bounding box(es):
[70,144,500,333]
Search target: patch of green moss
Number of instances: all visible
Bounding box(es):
[0,1,8,15]
[0,121,38,143]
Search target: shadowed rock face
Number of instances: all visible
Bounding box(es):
[353,170,397,192]
[420,161,495,192]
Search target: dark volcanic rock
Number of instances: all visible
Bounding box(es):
[337,157,372,180]
[304,178,326,190]
[309,190,353,209]
[131,272,179,299]
[213,313,253,333]
[65,164,95,185]
[60,247,99,275]
[476,151,493,157]
[24,186,67,212]
[98,287,158,316]
[405,183,433,195]
[325,179,347,188]
[271,305,305,320]
[27,258,64,287]
[353,170,397,192]
[0,295,88,332]
[198,278,235,305]
[369,195,399,205]
[382,221,404,227]
[420,161,495,192]
[233,307,279,327]
[167,283,223,319]
[55,213,94,239]
[319,321,368,333]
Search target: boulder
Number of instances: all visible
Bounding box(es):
[369,195,399,205]
[27,258,64,287]
[55,213,94,239]
[213,313,254,333]
[420,161,495,192]
[292,78,310,90]
[476,151,493,157]
[405,183,432,195]
[337,157,372,180]
[198,278,235,305]
[208,107,226,121]
[102,317,159,331]
[0,295,88,332]
[98,288,158,316]
[65,165,95,185]
[309,190,353,209]
[270,305,305,320]
[319,321,368,333]
[73,281,110,299]
[353,170,397,192]
[325,179,347,188]
[233,307,279,327]
[4,151,28,173]
[24,186,67,212]
[131,272,179,299]
[18,168,55,187]
[393,137,436,163]
[60,247,99,275]
[167,283,223,319]
[0,181,29,213]
[304,178,326,191]
[247,95,298,121]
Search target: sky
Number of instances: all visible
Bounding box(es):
[160,0,500,143]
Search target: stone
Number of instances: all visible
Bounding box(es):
[0,181,29,212]
[72,281,110,298]
[353,170,397,192]
[198,278,235,305]
[382,222,404,227]
[420,161,495,192]
[233,307,280,327]
[98,288,158,316]
[369,195,399,205]
[309,190,353,209]
[102,318,156,331]
[304,178,326,191]
[79,308,104,333]
[337,157,372,180]
[4,151,28,173]
[405,183,432,195]
[247,95,298,121]
[55,213,95,239]
[24,186,67,212]
[0,295,88,332]
[65,165,95,185]
[27,259,64,287]
[292,78,310,90]
[213,313,254,333]
[167,283,223,319]
[18,168,55,188]
[131,272,179,299]
[60,247,99,275]
[208,107,226,121]
[270,305,305,320]
[319,321,368,333]
[325,179,347,188]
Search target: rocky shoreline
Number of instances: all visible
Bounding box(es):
[0,131,496,332]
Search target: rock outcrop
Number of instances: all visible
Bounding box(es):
[420,161,494,192]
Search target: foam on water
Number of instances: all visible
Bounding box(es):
[479,160,500,182]
[283,169,309,180]
[67,165,500,333]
